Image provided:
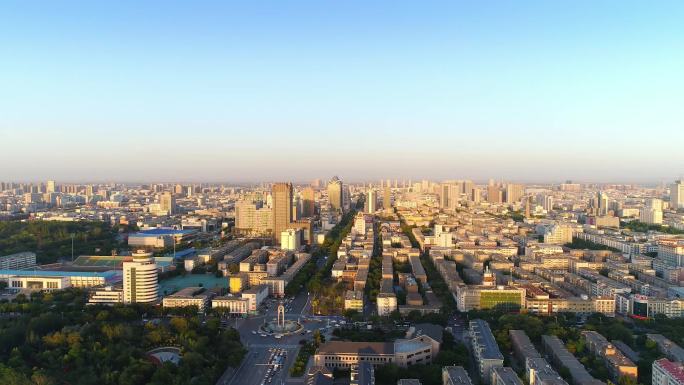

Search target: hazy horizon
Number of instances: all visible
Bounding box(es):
[2,1,683,182]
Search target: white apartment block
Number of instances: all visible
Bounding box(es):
[653,359,684,385]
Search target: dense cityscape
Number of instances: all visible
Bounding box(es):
[3,1,684,385]
[1,178,683,385]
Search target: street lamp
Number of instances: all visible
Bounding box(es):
[70,233,75,261]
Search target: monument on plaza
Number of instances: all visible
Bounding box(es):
[261,300,303,335]
[277,302,285,329]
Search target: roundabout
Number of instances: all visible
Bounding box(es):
[259,302,303,335]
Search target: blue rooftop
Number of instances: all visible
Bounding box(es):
[165,247,196,260]
[131,228,197,237]
[0,269,120,279]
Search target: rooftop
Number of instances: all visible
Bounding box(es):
[316,341,394,355]
[131,228,197,237]
[492,367,523,385]
[443,366,473,385]
[470,319,504,360]
[655,359,684,383]
[0,251,36,260]
[509,329,541,360]
[0,269,119,279]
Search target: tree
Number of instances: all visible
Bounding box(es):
[618,376,638,385]
[0,364,32,385]
[313,330,323,346]
[227,263,240,274]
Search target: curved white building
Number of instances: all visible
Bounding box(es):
[123,251,159,304]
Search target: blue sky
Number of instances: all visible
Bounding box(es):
[1,1,683,183]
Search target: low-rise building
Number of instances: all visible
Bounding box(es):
[581,331,637,380]
[162,286,212,313]
[345,290,365,311]
[652,359,684,385]
[491,367,523,385]
[443,366,473,385]
[542,335,605,385]
[212,296,249,315]
[377,292,397,316]
[314,327,440,369]
[241,285,268,314]
[647,334,684,362]
[526,357,568,385]
[469,320,504,384]
[0,252,37,270]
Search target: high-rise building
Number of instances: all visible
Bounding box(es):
[463,180,475,201]
[537,194,554,212]
[440,183,450,208]
[328,176,343,212]
[280,228,302,251]
[301,187,315,217]
[292,195,300,221]
[672,180,684,210]
[160,192,176,215]
[598,191,609,216]
[123,251,159,304]
[383,187,392,209]
[448,184,462,209]
[46,180,56,193]
[366,189,377,213]
[487,185,503,204]
[272,182,293,244]
[235,200,272,235]
[505,184,524,204]
[641,198,663,225]
[471,187,481,203]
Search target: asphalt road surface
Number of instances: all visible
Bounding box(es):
[217,289,346,385]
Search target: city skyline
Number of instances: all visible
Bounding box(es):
[2,1,684,182]
[3,2,684,385]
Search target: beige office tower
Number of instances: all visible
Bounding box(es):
[272,182,293,244]
[448,184,462,209]
[366,189,377,213]
[123,252,159,304]
[292,195,300,221]
[597,191,609,216]
[672,180,684,210]
[160,192,176,215]
[462,180,474,201]
[328,176,343,212]
[46,180,56,193]
[383,186,391,209]
[235,200,272,234]
[301,187,315,217]
[487,185,503,204]
[440,184,450,208]
[85,185,94,197]
[640,198,663,224]
[505,183,524,204]
[174,184,183,194]
[471,187,481,203]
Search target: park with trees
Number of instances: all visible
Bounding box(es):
[0,220,126,264]
[0,289,245,385]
